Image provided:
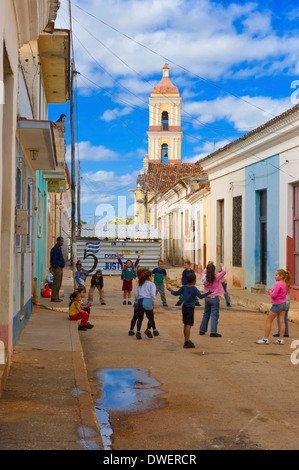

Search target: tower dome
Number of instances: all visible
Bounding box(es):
[151,64,179,96]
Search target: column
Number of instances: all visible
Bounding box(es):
[155,138,159,160]
[156,104,160,126]
[149,104,154,126]
[170,103,174,126]
[175,104,178,126]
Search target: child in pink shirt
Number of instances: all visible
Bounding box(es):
[257,269,290,345]
[199,262,226,337]
[268,280,287,305]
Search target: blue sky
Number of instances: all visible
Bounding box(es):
[48,0,299,223]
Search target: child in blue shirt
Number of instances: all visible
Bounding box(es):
[168,272,212,348]
[75,261,89,287]
[175,260,201,307]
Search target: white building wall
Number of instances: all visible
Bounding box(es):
[208,168,245,286]
[279,147,299,268]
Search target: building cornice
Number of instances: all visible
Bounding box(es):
[199,104,299,172]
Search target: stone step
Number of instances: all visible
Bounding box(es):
[251,284,266,294]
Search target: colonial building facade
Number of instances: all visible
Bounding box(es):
[0,0,70,393]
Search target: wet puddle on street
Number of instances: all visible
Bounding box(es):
[94,368,163,449]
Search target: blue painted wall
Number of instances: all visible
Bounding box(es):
[34,170,48,300]
[13,298,33,345]
[245,154,280,289]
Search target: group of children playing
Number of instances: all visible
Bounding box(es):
[67,252,292,349]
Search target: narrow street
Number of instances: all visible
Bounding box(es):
[80,276,299,451]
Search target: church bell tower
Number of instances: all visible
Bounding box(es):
[147,64,183,164]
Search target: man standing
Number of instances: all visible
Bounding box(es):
[50,236,65,302]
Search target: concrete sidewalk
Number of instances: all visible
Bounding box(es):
[0,267,103,450]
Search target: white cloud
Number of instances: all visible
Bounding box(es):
[79,169,139,215]
[80,193,117,204]
[99,106,132,122]
[59,0,299,86]
[66,141,119,162]
[183,137,230,163]
[81,169,139,191]
[183,95,291,131]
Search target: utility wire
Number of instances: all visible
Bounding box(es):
[68,6,258,134]
[65,4,298,180]
[72,1,281,120]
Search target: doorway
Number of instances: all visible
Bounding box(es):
[259,190,267,284]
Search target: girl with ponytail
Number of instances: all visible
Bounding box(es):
[274,269,291,339]
[128,269,159,339]
[257,269,290,345]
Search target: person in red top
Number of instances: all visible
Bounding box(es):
[116,252,140,305]
[257,269,290,345]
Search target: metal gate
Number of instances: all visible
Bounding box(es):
[76,239,161,275]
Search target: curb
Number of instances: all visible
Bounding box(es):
[25,302,104,450]
[229,293,299,325]
[68,320,104,450]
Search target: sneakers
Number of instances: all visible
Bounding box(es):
[163,304,168,307]
[256,337,269,344]
[101,302,106,305]
[128,300,132,305]
[78,325,88,331]
[257,337,285,344]
[87,322,94,329]
[210,333,222,337]
[175,302,182,306]
[128,330,135,336]
[184,340,195,349]
[136,331,142,340]
[199,331,205,335]
[144,329,153,338]
[153,330,159,336]
[123,300,126,305]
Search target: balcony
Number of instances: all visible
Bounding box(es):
[38,29,70,104]
[17,118,57,171]
[43,122,68,192]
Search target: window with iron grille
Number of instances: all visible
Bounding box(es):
[232,196,242,267]
[294,185,299,285]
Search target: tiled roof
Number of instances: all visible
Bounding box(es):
[138,162,206,194]
[151,77,179,95]
[151,63,179,95]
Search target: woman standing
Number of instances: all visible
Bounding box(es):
[199,262,226,337]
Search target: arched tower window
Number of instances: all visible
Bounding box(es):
[161,111,169,131]
[161,144,168,163]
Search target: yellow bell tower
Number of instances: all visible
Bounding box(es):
[147,64,183,164]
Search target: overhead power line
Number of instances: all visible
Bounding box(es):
[65,3,298,181]
[72,1,279,120]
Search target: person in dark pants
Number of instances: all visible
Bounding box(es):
[168,273,212,348]
[129,270,159,339]
[50,236,65,302]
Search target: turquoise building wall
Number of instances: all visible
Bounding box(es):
[245,154,280,289]
[34,170,48,301]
